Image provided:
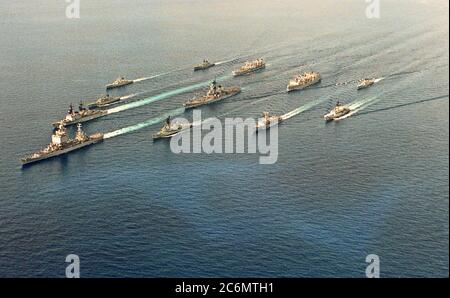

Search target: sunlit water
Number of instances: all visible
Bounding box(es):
[0,0,448,277]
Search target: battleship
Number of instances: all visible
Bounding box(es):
[232,58,265,76]
[255,112,283,131]
[287,71,321,92]
[194,59,215,71]
[323,101,351,122]
[52,102,107,127]
[106,77,133,89]
[357,78,375,90]
[183,80,241,109]
[86,94,121,109]
[21,123,103,165]
[152,116,192,140]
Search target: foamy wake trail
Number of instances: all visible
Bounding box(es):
[119,93,139,100]
[133,71,174,83]
[103,107,186,139]
[215,57,239,65]
[373,77,384,83]
[107,75,230,115]
[336,96,381,120]
[282,99,326,120]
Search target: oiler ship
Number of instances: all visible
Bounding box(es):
[183,80,241,109]
[106,77,133,89]
[52,103,107,127]
[255,112,283,131]
[152,116,192,140]
[232,58,265,76]
[324,101,351,122]
[194,59,215,71]
[21,123,103,165]
[287,71,321,92]
[86,94,121,109]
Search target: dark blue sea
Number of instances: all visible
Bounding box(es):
[0,0,448,277]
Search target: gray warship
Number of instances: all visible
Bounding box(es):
[21,123,103,165]
[255,112,283,131]
[52,102,107,127]
[152,116,192,140]
[86,94,121,109]
[323,101,351,122]
[232,58,265,76]
[194,59,215,71]
[357,78,375,90]
[183,80,241,109]
[106,77,133,89]
[287,71,321,92]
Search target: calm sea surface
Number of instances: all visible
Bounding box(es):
[0,0,448,277]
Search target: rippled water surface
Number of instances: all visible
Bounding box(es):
[0,0,448,277]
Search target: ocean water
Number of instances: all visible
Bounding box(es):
[0,0,448,277]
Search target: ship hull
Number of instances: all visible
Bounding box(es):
[52,112,107,127]
[184,89,241,109]
[232,65,265,77]
[287,77,321,92]
[324,109,351,122]
[21,137,103,166]
[357,81,374,90]
[87,97,121,109]
[194,63,215,71]
[106,81,133,90]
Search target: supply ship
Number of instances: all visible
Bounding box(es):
[232,58,265,76]
[287,71,321,92]
[21,123,103,165]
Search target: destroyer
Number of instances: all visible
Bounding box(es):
[357,78,375,90]
[194,59,215,71]
[21,123,103,165]
[324,101,351,122]
[106,77,133,89]
[183,80,241,109]
[287,71,321,92]
[232,58,265,76]
[52,102,107,127]
[86,94,121,109]
[255,112,283,132]
[152,116,192,140]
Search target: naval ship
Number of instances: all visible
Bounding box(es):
[255,112,283,132]
[232,58,265,76]
[357,78,375,90]
[152,116,192,140]
[324,101,351,122]
[86,94,121,109]
[21,123,103,165]
[52,102,107,127]
[106,77,133,89]
[287,71,321,92]
[194,59,215,71]
[183,80,241,109]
